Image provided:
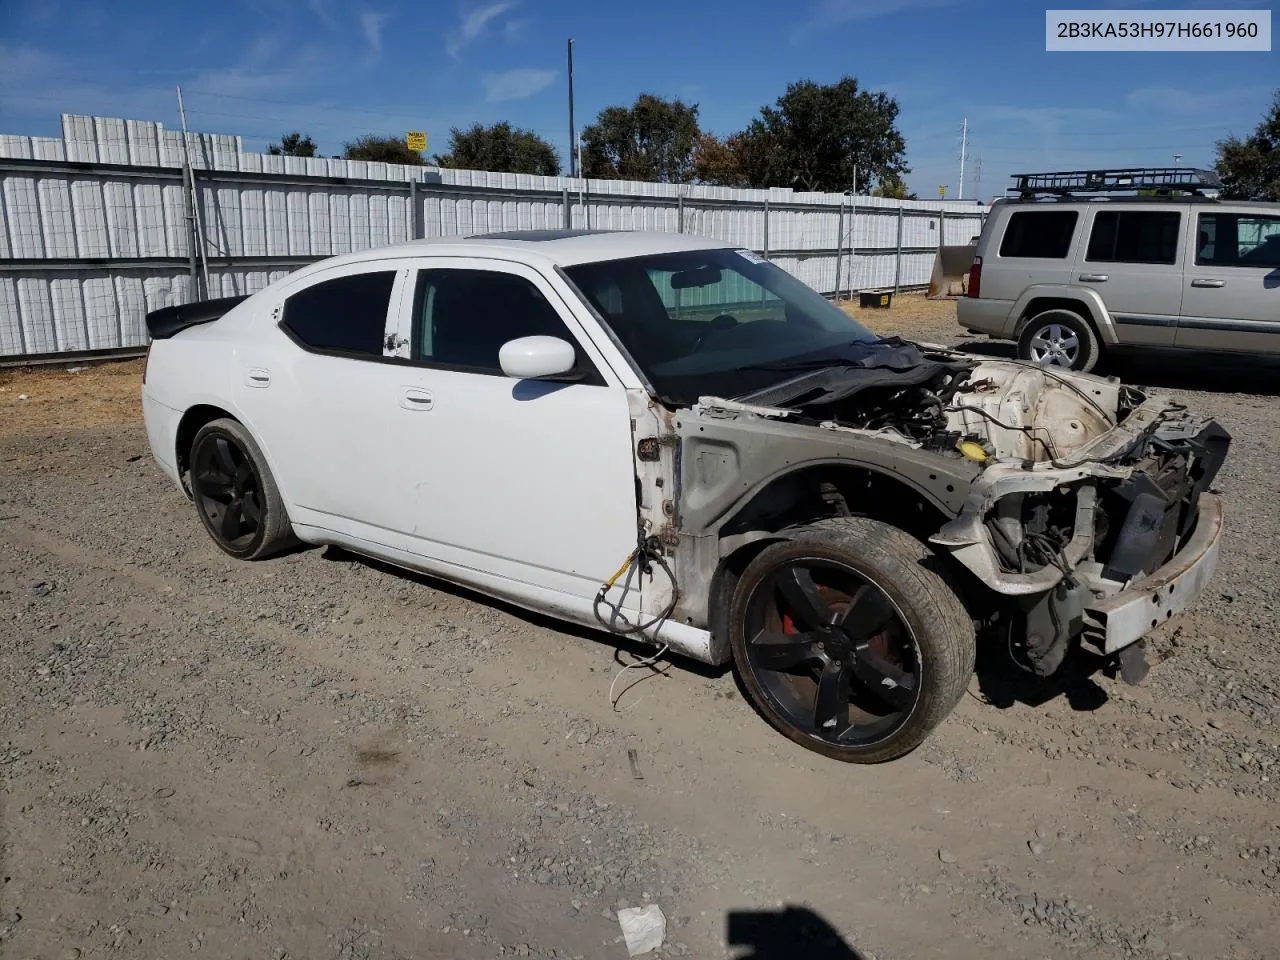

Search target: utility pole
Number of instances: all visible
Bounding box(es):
[176,84,210,300]
[958,117,969,201]
[1173,152,1182,167]
[567,38,577,178]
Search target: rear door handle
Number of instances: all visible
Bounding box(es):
[1190,278,1226,288]
[1078,273,1109,283]
[400,387,434,411]
[245,367,271,388]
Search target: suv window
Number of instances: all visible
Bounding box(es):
[410,269,587,375]
[998,210,1078,259]
[1086,211,1180,264]
[1197,212,1280,268]
[282,270,396,356]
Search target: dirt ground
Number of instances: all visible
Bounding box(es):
[3,294,1280,959]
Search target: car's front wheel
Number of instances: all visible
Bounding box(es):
[1017,308,1100,373]
[728,518,976,763]
[188,417,297,560]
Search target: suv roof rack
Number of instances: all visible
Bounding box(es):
[1008,166,1222,199]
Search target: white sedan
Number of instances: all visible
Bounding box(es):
[142,229,1229,762]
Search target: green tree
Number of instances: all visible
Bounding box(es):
[267,131,317,157]
[433,122,561,176]
[730,76,908,193]
[581,93,701,183]
[341,134,425,166]
[1215,89,1280,201]
[692,133,749,187]
[872,174,917,200]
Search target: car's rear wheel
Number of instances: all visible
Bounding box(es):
[189,418,296,560]
[728,518,976,763]
[1017,309,1100,373]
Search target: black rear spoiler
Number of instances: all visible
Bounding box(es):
[146,295,250,340]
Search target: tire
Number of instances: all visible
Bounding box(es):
[1017,309,1100,374]
[188,417,297,560]
[728,517,976,763]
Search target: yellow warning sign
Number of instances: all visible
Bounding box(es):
[406,131,427,152]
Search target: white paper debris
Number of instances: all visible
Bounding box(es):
[617,904,665,956]
[17,394,29,401]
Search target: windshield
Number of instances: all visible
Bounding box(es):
[561,248,883,404]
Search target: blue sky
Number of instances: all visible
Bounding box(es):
[1,0,1275,199]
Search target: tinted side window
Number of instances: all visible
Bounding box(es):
[282,271,396,356]
[1197,213,1280,267]
[1086,211,1180,264]
[410,269,583,375]
[998,211,1079,259]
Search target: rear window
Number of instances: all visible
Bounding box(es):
[1197,212,1280,267]
[282,270,397,357]
[998,210,1079,259]
[1086,211,1181,264]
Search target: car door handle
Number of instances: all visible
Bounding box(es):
[245,367,271,387]
[1190,278,1226,288]
[400,387,434,411]
[1077,273,1109,282]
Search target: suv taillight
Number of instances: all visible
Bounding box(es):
[967,255,982,298]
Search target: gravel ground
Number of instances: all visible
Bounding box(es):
[2,294,1279,959]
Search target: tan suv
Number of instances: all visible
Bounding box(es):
[957,168,1280,372]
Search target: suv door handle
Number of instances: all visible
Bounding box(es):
[245,367,271,388]
[1190,278,1226,288]
[1077,273,1109,283]
[400,387,434,411]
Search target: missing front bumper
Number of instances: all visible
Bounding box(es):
[1081,493,1224,655]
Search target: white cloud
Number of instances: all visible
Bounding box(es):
[791,0,959,43]
[359,10,389,54]
[481,67,557,103]
[1126,84,1274,117]
[503,17,530,41]
[447,1,517,58]
[308,0,336,27]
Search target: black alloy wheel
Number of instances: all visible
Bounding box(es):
[728,517,976,763]
[741,558,921,748]
[187,418,297,560]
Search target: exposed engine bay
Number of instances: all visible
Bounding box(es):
[731,338,1135,465]
[698,338,1231,680]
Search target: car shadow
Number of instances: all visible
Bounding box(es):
[973,638,1110,713]
[953,337,1280,397]
[315,545,727,680]
[726,906,867,960]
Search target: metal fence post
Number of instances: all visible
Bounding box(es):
[848,201,857,300]
[762,199,770,259]
[182,168,198,296]
[893,206,904,293]
[834,197,844,300]
[409,178,421,240]
[678,194,684,234]
[562,188,571,229]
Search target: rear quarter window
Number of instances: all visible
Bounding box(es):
[998,210,1079,259]
[281,270,397,357]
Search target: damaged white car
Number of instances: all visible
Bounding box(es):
[141,230,1230,762]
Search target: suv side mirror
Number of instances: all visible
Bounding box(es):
[499,335,579,380]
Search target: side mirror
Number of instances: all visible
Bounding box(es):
[498,335,578,380]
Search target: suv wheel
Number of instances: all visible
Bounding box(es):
[728,517,976,763]
[1017,309,1100,373]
